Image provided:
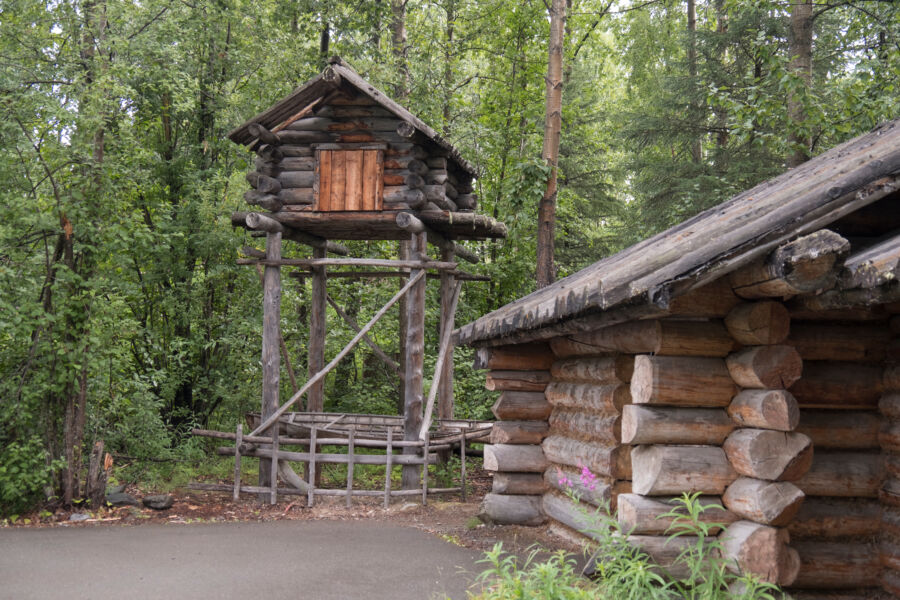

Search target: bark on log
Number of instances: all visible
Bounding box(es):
[791,541,880,589]
[244,190,283,212]
[490,421,549,445]
[542,492,598,537]
[621,405,733,445]
[278,188,314,205]
[253,173,281,194]
[630,355,738,407]
[479,493,545,526]
[667,277,742,318]
[568,320,737,357]
[725,301,791,345]
[550,356,634,384]
[728,389,800,432]
[631,445,737,496]
[544,382,631,414]
[796,410,881,449]
[492,472,547,495]
[883,568,900,598]
[248,122,279,145]
[719,520,800,585]
[787,497,881,539]
[886,364,900,390]
[617,493,736,535]
[722,477,805,526]
[729,229,850,299]
[549,410,621,445]
[789,362,884,409]
[723,429,813,481]
[880,393,900,419]
[787,322,890,363]
[542,435,631,479]
[85,440,108,509]
[473,343,554,371]
[725,345,803,389]
[455,194,477,210]
[880,421,900,453]
[257,144,284,161]
[483,444,549,473]
[491,391,552,421]
[794,451,884,497]
[485,370,551,392]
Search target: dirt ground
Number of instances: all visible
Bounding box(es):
[1,466,578,564]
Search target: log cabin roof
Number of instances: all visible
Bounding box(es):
[456,119,900,346]
[227,57,478,178]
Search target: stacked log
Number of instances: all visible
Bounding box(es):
[882,321,900,597]
[478,343,554,525]
[240,99,476,214]
[777,317,886,595]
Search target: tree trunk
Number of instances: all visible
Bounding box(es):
[536,0,566,289]
[391,0,409,100]
[788,0,813,167]
[687,0,701,163]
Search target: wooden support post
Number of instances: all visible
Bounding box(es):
[398,240,409,414]
[308,246,327,413]
[269,434,279,505]
[438,247,456,425]
[259,231,281,501]
[460,429,467,502]
[346,429,355,508]
[422,432,429,506]
[307,426,317,507]
[402,232,427,490]
[233,424,242,501]
[384,428,393,509]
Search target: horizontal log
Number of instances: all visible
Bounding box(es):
[724,301,791,345]
[394,212,479,264]
[880,393,900,419]
[567,320,737,357]
[251,172,281,194]
[722,477,805,526]
[257,144,284,161]
[789,362,884,409]
[791,541,880,589]
[315,105,394,119]
[455,194,477,210]
[729,229,849,299]
[277,144,312,157]
[887,364,900,391]
[543,466,627,507]
[617,493,736,535]
[276,156,315,170]
[483,444,548,473]
[786,322,890,363]
[215,446,434,465]
[727,389,800,431]
[630,355,738,407]
[723,429,813,481]
[541,492,597,537]
[491,472,546,495]
[719,520,800,585]
[278,171,316,189]
[423,184,456,210]
[490,421,549,445]
[383,186,426,205]
[787,497,881,539]
[243,190,282,212]
[491,391,551,421]
[425,157,447,169]
[550,356,634,384]
[542,435,631,479]
[625,534,717,580]
[621,405,733,445]
[473,343,554,371]
[881,421,900,453]
[725,345,803,389]
[485,370,551,392]
[883,568,900,599]
[631,445,736,496]
[796,410,881,449]
[248,122,279,145]
[277,188,314,204]
[544,382,631,414]
[666,277,742,318]
[549,410,620,445]
[479,493,545,526]
[425,169,448,185]
[794,451,884,497]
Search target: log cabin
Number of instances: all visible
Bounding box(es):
[207,57,505,502]
[457,119,900,597]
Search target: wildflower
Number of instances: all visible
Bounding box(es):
[579,464,597,491]
[555,466,572,488]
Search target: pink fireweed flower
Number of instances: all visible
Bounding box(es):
[555,467,572,488]
[579,464,597,491]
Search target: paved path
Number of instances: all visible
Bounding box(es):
[0,521,483,600]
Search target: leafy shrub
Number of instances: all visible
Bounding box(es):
[0,437,58,514]
[470,470,781,600]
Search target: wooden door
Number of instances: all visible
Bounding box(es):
[315,149,384,211]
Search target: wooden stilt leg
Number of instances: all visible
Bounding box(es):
[259,232,282,501]
[384,428,394,509]
[402,232,427,489]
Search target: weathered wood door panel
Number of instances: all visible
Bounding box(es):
[315,149,383,211]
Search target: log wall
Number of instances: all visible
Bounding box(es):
[477,343,554,525]
[242,96,476,214]
[881,323,900,597]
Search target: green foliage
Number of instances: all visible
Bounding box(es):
[471,493,780,600]
[0,437,58,515]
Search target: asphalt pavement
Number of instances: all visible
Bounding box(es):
[0,520,483,600]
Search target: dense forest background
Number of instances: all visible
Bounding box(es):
[1,0,898,513]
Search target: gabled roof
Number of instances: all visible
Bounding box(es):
[457,119,900,346]
[228,57,477,178]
